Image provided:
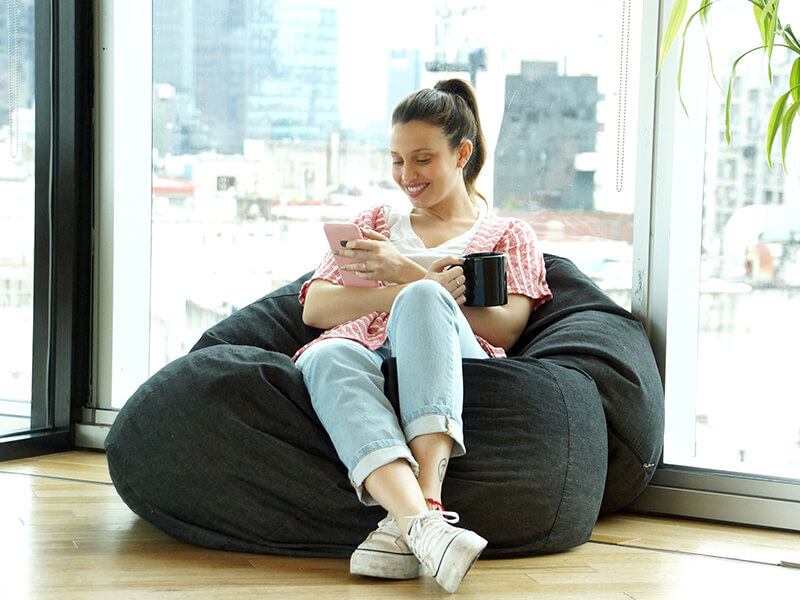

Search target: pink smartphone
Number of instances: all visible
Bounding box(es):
[323,223,380,287]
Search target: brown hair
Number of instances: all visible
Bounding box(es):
[391,78,487,202]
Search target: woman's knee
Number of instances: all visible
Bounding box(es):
[393,279,456,315]
[296,339,371,379]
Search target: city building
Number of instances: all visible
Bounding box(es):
[494,60,599,212]
[153,0,340,156]
[428,0,488,86]
[703,51,800,283]
[0,0,35,135]
[386,49,422,126]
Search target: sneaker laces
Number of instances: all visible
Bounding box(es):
[376,513,397,530]
[416,509,459,525]
[405,510,461,566]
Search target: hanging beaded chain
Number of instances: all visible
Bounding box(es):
[616,0,632,193]
[7,0,20,159]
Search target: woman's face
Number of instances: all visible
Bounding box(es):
[390,120,470,210]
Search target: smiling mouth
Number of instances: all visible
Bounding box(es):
[405,183,429,198]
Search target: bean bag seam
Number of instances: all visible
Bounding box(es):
[191,331,234,348]
[605,421,648,467]
[530,305,635,331]
[535,361,572,550]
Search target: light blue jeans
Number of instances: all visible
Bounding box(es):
[295,279,488,505]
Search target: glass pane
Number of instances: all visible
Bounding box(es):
[0,0,34,435]
[149,0,642,374]
[490,2,642,310]
[675,5,800,479]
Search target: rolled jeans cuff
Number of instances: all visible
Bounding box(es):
[350,444,419,506]
[403,411,466,458]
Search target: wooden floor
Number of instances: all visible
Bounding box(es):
[1,452,799,599]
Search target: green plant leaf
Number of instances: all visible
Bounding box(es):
[674,1,723,114]
[699,0,712,26]
[791,58,800,102]
[780,100,800,173]
[725,47,764,143]
[759,0,778,37]
[698,0,721,88]
[766,89,791,171]
[658,0,688,74]
[784,25,800,53]
[725,79,734,143]
[753,1,767,45]
[677,38,689,115]
[764,0,780,83]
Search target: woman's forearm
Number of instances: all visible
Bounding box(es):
[302,280,408,330]
[460,294,535,352]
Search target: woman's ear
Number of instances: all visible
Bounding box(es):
[458,139,473,168]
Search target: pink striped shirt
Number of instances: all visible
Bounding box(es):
[293,204,552,360]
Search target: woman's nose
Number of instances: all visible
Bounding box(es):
[402,164,416,182]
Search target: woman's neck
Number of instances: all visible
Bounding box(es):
[412,194,479,224]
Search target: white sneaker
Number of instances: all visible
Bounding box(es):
[350,514,425,580]
[405,510,487,594]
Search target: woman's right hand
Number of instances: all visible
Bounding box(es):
[425,256,468,305]
[337,228,426,284]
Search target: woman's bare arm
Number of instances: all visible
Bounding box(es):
[302,279,408,330]
[303,254,468,330]
[461,294,535,352]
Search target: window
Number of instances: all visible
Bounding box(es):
[0,0,92,457]
[660,2,800,481]
[0,0,35,435]
[101,0,647,400]
[634,0,799,529]
[145,0,645,383]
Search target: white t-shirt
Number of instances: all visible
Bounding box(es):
[383,203,486,270]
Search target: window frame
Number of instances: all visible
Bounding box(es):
[629,0,800,531]
[0,0,93,461]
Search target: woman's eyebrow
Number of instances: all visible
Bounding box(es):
[390,147,434,155]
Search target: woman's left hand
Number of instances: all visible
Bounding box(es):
[336,229,425,284]
[424,256,467,304]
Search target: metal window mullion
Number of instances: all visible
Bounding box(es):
[2,0,93,460]
[30,0,56,431]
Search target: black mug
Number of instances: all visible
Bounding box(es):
[461,252,507,307]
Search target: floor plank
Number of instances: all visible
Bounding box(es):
[0,450,111,483]
[591,512,800,566]
[1,452,799,599]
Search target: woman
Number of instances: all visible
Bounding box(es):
[294,79,551,593]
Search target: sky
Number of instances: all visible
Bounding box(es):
[335,0,620,125]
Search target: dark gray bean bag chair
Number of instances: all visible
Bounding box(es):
[105,254,664,558]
